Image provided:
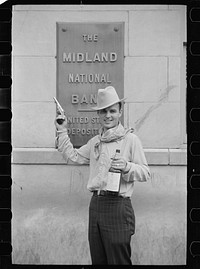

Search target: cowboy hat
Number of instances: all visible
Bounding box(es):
[91,86,126,110]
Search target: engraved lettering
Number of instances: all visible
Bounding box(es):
[82,129,86,135]
[77,53,84,62]
[88,74,94,83]
[74,74,80,83]
[66,117,90,124]
[101,52,108,62]
[85,52,92,62]
[93,53,101,62]
[68,73,111,84]
[82,34,98,42]
[110,52,117,62]
[88,35,93,41]
[67,128,99,136]
[94,74,100,83]
[63,52,72,62]
[100,74,106,83]
[68,73,74,83]
[63,52,117,63]
[94,34,98,41]
[106,73,111,83]
[72,53,76,63]
[90,94,97,104]
[79,74,84,83]
[72,94,79,104]
[82,34,87,42]
[91,116,100,124]
[80,94,88,104]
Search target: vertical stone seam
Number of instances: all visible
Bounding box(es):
[168,148,170,165]
[127,10,130,57]
[167,56,169,102]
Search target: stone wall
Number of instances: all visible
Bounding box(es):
[12,4,186,151]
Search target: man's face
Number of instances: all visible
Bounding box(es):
[97,103,122,132]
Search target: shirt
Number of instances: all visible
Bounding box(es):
[57,130,150,197]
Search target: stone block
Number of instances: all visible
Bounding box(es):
[128,103,180,148]
[12,10,128,56]
[124,57,167,102]
[144,149,169,165]
[13,5,169,11]
[132,5,168,10]
[129,10,181,56]
[168,5,186,10]
[12,11,56,56]
[12,56,56,102]
[12,102,56,147]
[123,102,129,129]
[169,149,187,165]
[12,148,65,164]
[168,57,181,102]
[12,148,187,166]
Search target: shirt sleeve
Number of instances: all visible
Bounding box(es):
[57,131,90,164]
[122,135,151,182]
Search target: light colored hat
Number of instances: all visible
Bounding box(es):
[91,86,126,110]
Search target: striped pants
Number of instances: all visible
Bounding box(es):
[88,194,135,265]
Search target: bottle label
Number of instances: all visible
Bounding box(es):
[106,171,121,192]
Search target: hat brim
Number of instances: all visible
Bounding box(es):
[91,97,126,111]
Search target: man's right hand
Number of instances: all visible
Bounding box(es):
[54,115,68,131]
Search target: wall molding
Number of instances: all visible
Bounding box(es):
[12,148,187,166]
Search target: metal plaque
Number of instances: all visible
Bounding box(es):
[56,22,124,147]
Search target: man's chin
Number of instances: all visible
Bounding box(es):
[103,124,114,130]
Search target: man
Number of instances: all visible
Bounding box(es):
[54,86,150,265]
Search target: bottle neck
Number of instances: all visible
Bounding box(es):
[109,149,121,173]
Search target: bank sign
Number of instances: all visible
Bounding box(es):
[56,22,124,147]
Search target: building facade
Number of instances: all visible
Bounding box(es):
[12,5,187,265]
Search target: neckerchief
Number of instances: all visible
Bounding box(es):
[94,123,134,160]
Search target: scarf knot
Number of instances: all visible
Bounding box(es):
[94,123,134,159]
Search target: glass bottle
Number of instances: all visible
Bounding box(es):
[106,149,121,192]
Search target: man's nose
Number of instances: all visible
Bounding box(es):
[105,111,111,117]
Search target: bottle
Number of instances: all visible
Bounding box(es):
[106,149,121,192]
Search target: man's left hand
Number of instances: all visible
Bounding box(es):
[111,156,129,173]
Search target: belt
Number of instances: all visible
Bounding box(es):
[93,190,121,197]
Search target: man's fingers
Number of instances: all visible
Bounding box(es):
[56,115,66,120]
[111,158,127,171]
